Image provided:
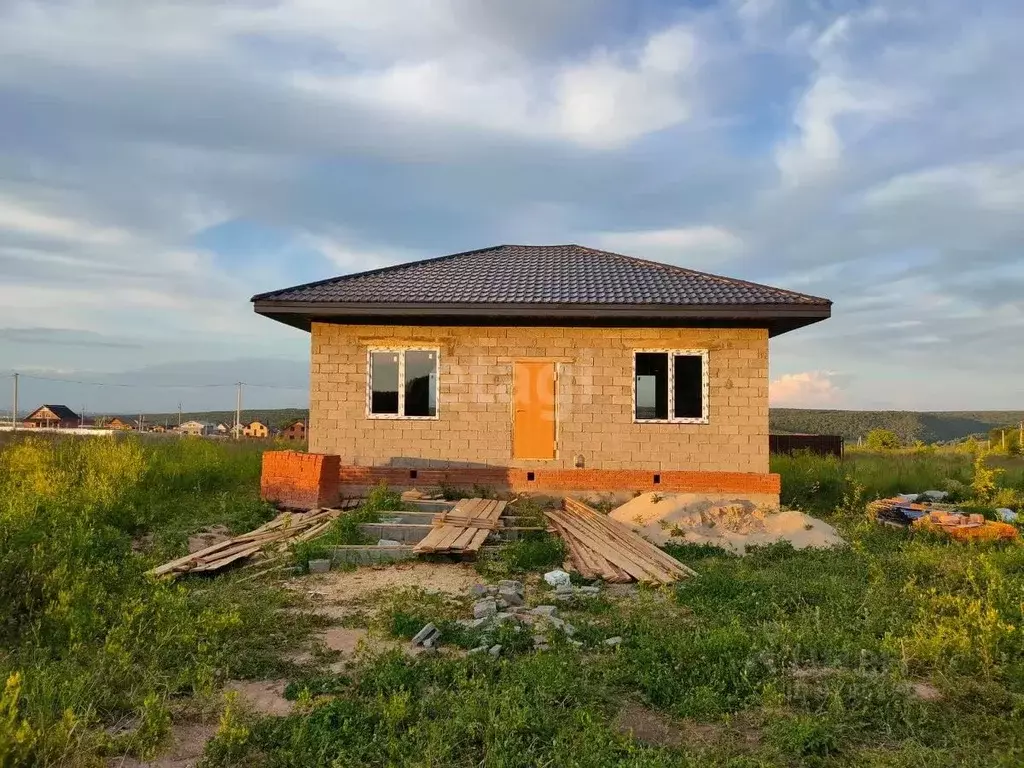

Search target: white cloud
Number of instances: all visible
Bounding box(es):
[775,73,894,184]
[0,196,129,245]
[862,161,1024,210]
[592,225,743,266]
[302,233,418,273]
[297,23,698,148]
[770,371,845,407]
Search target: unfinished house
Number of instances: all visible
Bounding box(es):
[253,245,830,507]
[22,404,81,429]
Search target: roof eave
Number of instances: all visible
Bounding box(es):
[253,300,831,336]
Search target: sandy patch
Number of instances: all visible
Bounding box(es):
[610,493,843,554]
[909,681,943,702]
[223,679,293,717]
[321,627,370,655]
[106,723,216,768]
[300,562,481,604]
[613,702,686,748]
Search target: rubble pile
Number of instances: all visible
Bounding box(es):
[408,577,622,656]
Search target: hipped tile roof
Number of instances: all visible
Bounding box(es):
[253,244,829,307]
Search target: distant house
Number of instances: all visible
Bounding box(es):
[106,417,135,431]
[280,420,306,441]
[150,424,168,433]
[243,421,269,438]
[179,420,211,436]
[215,423,230,434]
[23,404,81,429]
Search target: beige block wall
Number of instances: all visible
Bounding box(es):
[308,323,769,473]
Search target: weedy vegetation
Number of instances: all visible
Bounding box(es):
[2,435,1024,766]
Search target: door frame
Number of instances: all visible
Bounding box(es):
[511,360,558,460]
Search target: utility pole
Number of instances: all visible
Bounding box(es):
[139,412,144,433]
[12,372,18,431]
[235,382,242,440]
[178,402,182,428]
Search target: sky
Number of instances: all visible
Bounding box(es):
[1,0,1022,416]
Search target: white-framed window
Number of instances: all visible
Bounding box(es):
[367,348,439,419]
[633,349,709,423]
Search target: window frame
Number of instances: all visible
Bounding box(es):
[366,347,441,420]
[632,348,710,424]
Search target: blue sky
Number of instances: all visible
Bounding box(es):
[1,0,1022,414]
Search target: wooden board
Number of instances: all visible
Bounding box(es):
[546,499,697,584]
[415,498,507,556]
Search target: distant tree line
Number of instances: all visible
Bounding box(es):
[770,408,1024,444]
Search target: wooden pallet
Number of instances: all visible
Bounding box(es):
[413,498,507,555]
[546,498,697,585]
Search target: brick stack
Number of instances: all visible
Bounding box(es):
[260,451,340,509]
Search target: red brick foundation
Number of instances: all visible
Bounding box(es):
[337,465,780,496]
[260,451,340,509]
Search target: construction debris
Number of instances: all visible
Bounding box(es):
[150,507,343,578]
[546,498,697,584]
[413,498,507,555]
[870,496,1020,543]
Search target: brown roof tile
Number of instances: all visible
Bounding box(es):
[253,244,829,307]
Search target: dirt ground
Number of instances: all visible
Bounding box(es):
[106,723,217,768]
[223,679,293,716]
[295,561,482,604]
[613,702,687,748]
[610,493,844,554]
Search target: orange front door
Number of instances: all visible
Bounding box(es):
[513,361,556,460]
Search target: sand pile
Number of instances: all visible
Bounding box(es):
[610,493,843,554]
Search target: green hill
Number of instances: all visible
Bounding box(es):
[770,409,1024,444]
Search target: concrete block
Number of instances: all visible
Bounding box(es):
[488,644,503,657]
[469,584,489,598]
[473,599,498,619]
[497,579,524,594]
[411,623,438,646]
[531,605,559,618]
[498,587,524,606]
[604,636,623,646]
[308,559,331,574]
[468,645,488,655]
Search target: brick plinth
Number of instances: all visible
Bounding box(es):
[261,451,340,509]
[339,465,779,498]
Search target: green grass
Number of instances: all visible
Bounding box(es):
[0,434,316,764]
[4,437,1024,766]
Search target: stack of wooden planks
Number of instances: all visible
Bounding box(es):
[151,507,342,579]
[413,498,507,555]
[546,498,697,584]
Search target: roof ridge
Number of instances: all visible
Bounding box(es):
[250,244,506,302]
[570,244,831,304]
